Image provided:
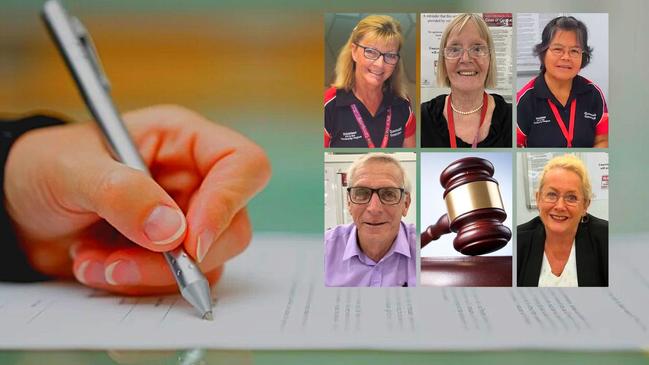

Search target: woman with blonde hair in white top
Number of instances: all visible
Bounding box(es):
[517,154,607,287]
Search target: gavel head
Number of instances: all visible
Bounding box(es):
[439,157,511,255]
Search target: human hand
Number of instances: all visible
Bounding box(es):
[4,105,271,295]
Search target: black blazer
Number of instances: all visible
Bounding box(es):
[517,214,608,287]
[0,115,65,282]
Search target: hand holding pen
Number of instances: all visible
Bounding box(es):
[2,0,270,318]
[5,105,270,310]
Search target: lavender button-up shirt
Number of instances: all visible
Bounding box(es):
[324,222,417,287]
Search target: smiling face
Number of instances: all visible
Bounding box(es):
[536,167,589,238]
[543,30,582,83]
[444,20,490,93]
[351,37,399,90]
[347,160,410,250]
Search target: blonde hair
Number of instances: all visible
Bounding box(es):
[436,13,497,88]
[332,15,408,100]
[347,153,411,193]
[537,154,592,203]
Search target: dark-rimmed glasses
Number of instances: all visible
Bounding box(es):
[347,187,405,205]
[354,43,400,65]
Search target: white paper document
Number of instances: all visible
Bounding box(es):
[1,233,648,350]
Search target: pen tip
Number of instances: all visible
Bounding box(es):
[202,311,213,321]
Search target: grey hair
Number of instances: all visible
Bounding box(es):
[346,153,411,193]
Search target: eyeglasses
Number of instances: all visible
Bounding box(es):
[347,187,405,205]
[540,191,581,206]
[443,45,490,59]
[548,46,584,58]
[354,43,400,65]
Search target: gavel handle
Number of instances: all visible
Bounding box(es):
[421,214,451,248]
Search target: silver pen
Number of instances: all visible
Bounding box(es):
[41,0,213,320]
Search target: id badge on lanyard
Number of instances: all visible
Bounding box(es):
[350,104,392,148]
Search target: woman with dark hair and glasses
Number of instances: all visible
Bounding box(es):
[325,15,415,148]
[517,154,608,287]
[421,13,512,148]
[517,16,608,148]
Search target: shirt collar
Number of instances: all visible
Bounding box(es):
[534,73,591,101]
[391,222,412,258]
[335,88,398,108]
[342,222,411,263]
[342,225,363,261]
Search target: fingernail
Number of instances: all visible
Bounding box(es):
[105,260,140,286]
[144,205,186,245]
[76,260,105,285]
[196,230,215,263]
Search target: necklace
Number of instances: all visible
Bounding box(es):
[446,92,488,148]
[450,97,484,115]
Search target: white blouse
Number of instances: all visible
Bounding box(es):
[538,241,578,287]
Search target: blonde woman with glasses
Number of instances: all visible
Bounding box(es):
[421,13,511,148]
[518,154,608,287]
[325,15,415,148]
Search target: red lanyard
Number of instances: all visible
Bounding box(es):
[446,92,488,148]
[547,98,577,147]
[350,104,392,148]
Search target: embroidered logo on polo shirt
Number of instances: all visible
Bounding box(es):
[533,116,550,125]
[341,131,362,141]
[389,127,403,137]
[584,112,597,120]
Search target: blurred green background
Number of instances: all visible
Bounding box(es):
[1,0,646,237]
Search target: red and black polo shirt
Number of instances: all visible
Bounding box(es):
[516,74,608,147]
[324,87,415,148]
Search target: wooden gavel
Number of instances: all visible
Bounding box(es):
[421,157,511,256]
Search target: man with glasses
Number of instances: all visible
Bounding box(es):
[325,153,416,287]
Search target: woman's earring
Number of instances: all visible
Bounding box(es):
[581,215,589,223]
